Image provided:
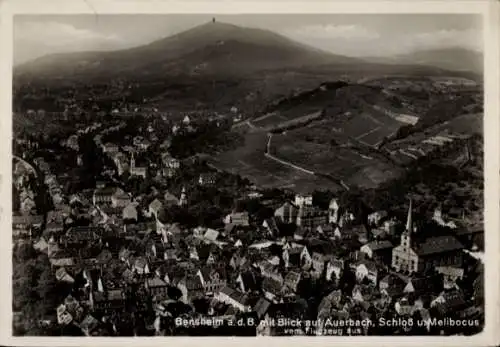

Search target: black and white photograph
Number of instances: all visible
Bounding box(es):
[2,0,499,344]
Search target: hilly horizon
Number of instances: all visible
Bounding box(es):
[366,47,483,74]
[15,21,363,81]
[15,20,482,83]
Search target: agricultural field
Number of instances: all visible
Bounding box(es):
[270,132,402,189]
[209,129,343,192]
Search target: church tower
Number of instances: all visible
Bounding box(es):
[130,153,136,170]
[328,198,340,224]
[296,203,305,227]
[179,186,187,207]
[401,199,415,249]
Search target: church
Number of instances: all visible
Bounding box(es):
[392,200,464,274]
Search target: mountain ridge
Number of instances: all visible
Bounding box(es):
[15,21,362,80]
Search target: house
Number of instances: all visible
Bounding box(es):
[282,245,311,269]
[367,211,388,226]
[79,314,100,336]
[55,267,75,283]
[431,290,468,315]
[164,191,180,206]
[370,228,389,240]
[198,173,216,186]
[257,260,284,284]
[92,186,115,206]
[57,295,84,325]
[162,155,180,170]
[20,197,36,214]
[133,256,150,275]
[236,270,260,293]
[43,222,64,236]
[148,241,166,260]
[145,276,169,297]
[262,217,280,237]
[111,188,130,208]
[34,237,49,254]
[197,267,227,295]
[355,260,379,286]
[96,249,113,266]
[326,258,344,282]
[63,226,101,248]
[294,194,313,207]
[328,198,340,224]
[134,137,151,151]
[352,284,375,302]
[392,200,464,274]
[284,270,302,293]
[56,304,73,325]
[296,205,329,230]
[203,228,220,243]
[274,202,298,224]
[293,227,309,241]
[102,142,119,154]
[311,252,328,278]
[123,203,138,221]
[436,265,465,289]
[229,253,249,270]
[47,210,65,224]
[360,240,393,263]
[90,289,126,312]
[395,297,415,316]
[404,275,443,298]
[14,214,43,231]
[178,275,204,303]
[224,211,250,227]
[262,277,284,303]
[149,199,163,219]
[253,297,272,319]
[379,274,406,298]
[215,286,251,312]
[316,224,333,236]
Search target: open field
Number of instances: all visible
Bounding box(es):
[288,106,404,148]
[209,130,343,192]
[270,133,402,189]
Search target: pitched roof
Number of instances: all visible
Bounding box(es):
[253,297,272,318]
[12,214,44,225]
[238,270,259,290]
[356,260,378,273]
[220,286,248,306]
[164,191,180,204]
[149,198,163,212]
[416,235,464,256]
[204,228,219,242]
[284,271,301,285]
[364,240,394,251]
[262,277,283,295]
[147,276,167,288]
[436,266,464,278]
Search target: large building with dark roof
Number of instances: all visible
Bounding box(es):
[392,200,464,274]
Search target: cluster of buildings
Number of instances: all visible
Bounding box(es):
[11,105,484,337]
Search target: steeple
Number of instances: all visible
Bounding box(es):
[405,198,413,232]
[179,186,187,206]
[130,152,135,169]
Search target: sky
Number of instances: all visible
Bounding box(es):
[13,14,483,65]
